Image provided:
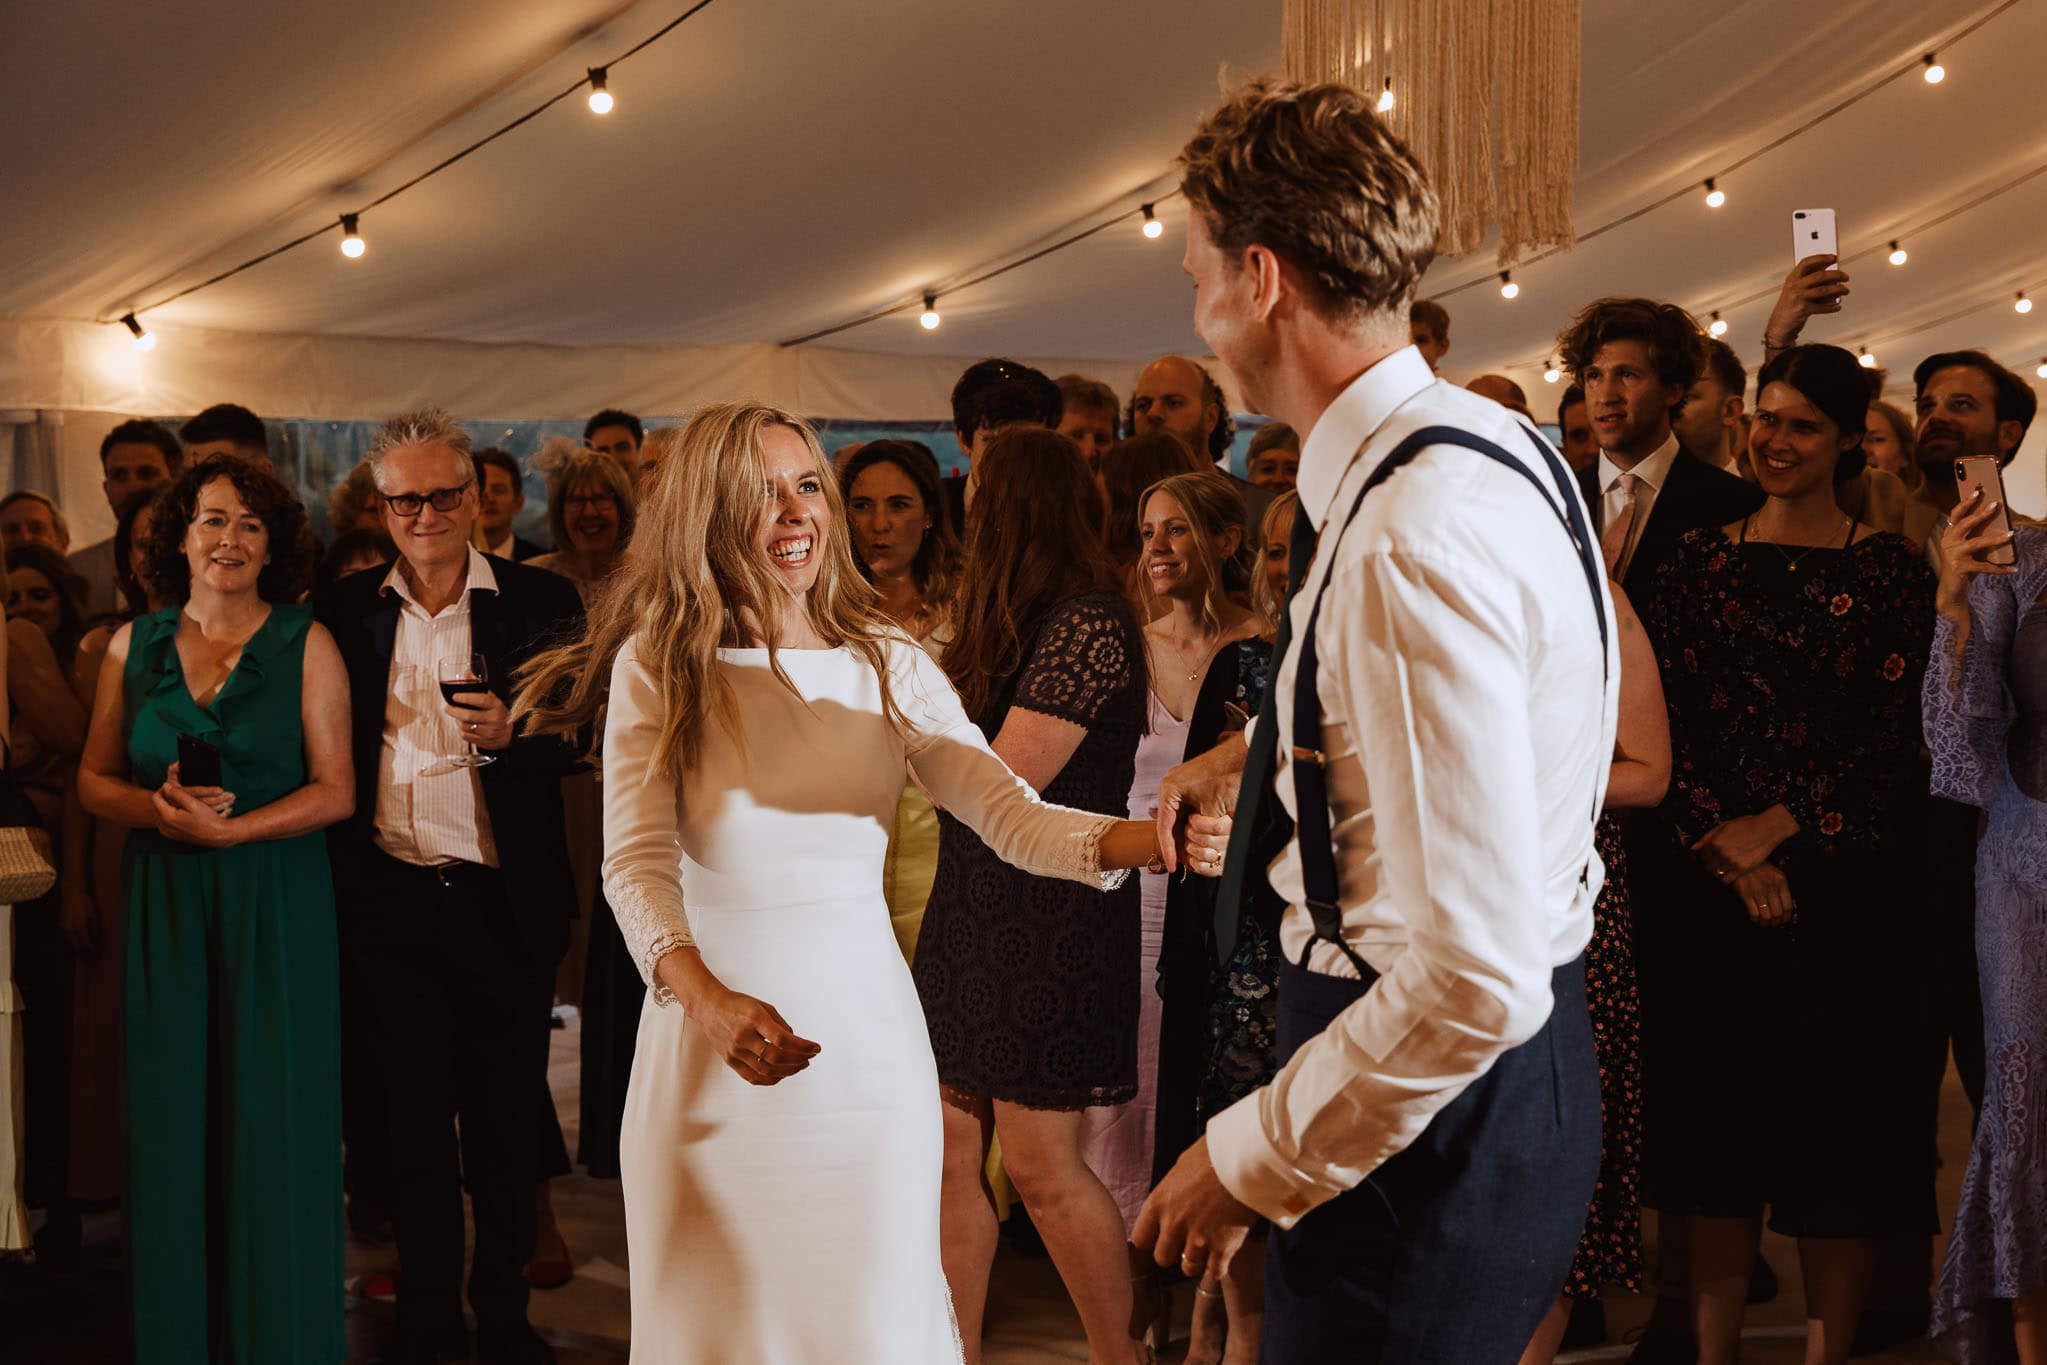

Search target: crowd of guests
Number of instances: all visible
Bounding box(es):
[0,253,2040,1365]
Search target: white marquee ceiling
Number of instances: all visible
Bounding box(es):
[3,0,2042,418]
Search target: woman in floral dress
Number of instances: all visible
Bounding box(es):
[1633,345,1939,1365]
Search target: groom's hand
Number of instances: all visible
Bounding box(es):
[1156,733,1248,874]
[1133,1135,1257,1281]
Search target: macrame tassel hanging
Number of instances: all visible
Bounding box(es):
[1283,0,1579,265]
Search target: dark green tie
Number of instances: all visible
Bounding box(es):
[1211,501,1318,966]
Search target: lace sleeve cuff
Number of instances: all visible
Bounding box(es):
[1079,816,1133,893]
[604,877,694,1007]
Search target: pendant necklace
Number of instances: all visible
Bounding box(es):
[1747,514,1851,572]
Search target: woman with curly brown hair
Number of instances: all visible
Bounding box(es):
[76,456,354,1364]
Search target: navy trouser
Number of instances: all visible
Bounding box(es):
[1263,956,1601,1364]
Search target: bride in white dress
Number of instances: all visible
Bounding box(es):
[517,403,1217,1364]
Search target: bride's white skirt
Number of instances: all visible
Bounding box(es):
[618,892,964,1365]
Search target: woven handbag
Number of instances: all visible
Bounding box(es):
[0,740,57,903]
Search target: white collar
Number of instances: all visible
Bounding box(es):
[1597,432,1681,496]
[382,544,499,612]
[1295,345,1436,530]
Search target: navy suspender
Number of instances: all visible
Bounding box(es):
[1290,422,1610,972]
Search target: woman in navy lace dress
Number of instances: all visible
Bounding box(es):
[1926,495,2047,1363]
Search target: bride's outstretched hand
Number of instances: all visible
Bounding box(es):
[691,987,822,1086]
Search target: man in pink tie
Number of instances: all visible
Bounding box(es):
[1558,298,1763,1363]
[1560,299,1762,601]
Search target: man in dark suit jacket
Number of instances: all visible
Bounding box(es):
[1560,301,1763,1360]
[1559,299,1763,610]
[474,446,549,562]
[318,412,585,1365]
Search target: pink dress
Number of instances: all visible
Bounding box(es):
[1081,691,1189,1232]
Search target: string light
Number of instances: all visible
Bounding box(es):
[919,292,941,331]
[1886,240,1908,267]
[587,67,613,115]
[1543,358,1561,384]
[1703,179,1725,209]
[1858,346,1878,369]
[2018,291,2034,315]
[1498,271,1519,300]
[1140,204,1162,240]
[1377,78,1394,113]
[339,214,365,259]
[120,313,155,352]
[1923,54,1945,84]
[2036,357,2047,380]
[1708,311,1728,337]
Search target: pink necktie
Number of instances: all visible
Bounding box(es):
[1601,471,1640,576]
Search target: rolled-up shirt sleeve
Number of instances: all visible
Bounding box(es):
[1205,545,1560,1226]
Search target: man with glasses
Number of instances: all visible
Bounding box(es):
[314,409,585,1365]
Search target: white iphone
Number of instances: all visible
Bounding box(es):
[1793,208,1838,262]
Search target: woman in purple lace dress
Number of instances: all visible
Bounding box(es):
[1925,496,2047,1363]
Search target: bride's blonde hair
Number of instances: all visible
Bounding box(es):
[515,401,905,780]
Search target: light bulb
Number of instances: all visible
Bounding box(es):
[121,312,155,351]
[2036,358,2047,380]
[1140,204,1163,239]
[1703,179,1725,209]
[1377,79,1394,113]
[1709,311,1728,337]
[2018,292,2034,315]
[1499,272,1519,300]
[1543,360,1561,384]
[1888,241,1907,266]
[1923,54,1945,84]
[1858,347,1878,369]
[587,67,613,115]
[919,293,941,331]
[340,213,365,259]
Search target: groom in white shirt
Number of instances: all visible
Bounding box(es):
[1135,78,1617,1359]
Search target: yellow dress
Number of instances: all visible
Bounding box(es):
[882,783,941,961]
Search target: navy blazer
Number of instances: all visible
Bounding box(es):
[1578,448,1764,606]
[314,553,588,965]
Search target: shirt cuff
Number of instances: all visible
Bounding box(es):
[1204,1088,1331,1231]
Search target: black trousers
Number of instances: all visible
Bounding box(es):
[1262,957,1600,1364]
[338,850,554,1340]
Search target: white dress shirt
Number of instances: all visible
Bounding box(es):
[1207,345,1618,1228]
[1595,434,1680,580]
[373,547,501,868]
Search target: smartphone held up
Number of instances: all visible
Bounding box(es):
[1955,455,2019,568]
[1793,208,1838,263]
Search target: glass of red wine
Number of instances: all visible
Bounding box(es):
[437,651,496,768]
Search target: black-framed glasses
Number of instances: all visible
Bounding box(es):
[565,492,618,510]
[383,481,474,518]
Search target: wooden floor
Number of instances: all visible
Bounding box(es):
[4,1013,1971,1362]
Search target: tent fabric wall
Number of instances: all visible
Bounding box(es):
[0,319,1149,428]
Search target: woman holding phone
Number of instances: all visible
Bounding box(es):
[1925,490,2047,1361]
[76,456,354,1365]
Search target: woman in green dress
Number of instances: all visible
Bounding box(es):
[77,455,353,1363]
